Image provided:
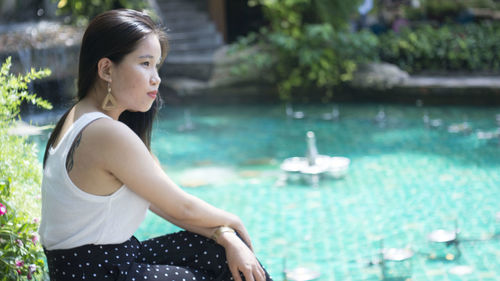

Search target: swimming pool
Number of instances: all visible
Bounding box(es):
[35,102,500,280]
[133,103,500,281]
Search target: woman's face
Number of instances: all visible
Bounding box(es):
[110,34,162,112]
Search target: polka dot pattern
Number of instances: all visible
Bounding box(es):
[44,231,272,281]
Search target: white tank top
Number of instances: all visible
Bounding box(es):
[39,112,150,250]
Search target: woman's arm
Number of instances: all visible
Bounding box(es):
[148,154,254,250]
[91,119,241,230]
[149,204,265,281]
[149,204,218,240]
[89,119,266,281]
[147,156,220,239]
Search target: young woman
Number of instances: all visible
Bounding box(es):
[40,9,272,281]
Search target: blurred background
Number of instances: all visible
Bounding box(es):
[1,1,500,280]
[2,0,500,107]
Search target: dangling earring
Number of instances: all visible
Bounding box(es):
[102,82,117,110]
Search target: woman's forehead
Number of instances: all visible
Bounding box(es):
[131,34,162,58]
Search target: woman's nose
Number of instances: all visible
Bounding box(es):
[151,71,161,85]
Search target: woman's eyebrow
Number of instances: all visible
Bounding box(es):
[138,55,154,59]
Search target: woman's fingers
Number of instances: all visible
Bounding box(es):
[257,264,266,281]
[240,265,256,281]
[233,263,266,281]
[223,232,267,281]
[230,266,243,281]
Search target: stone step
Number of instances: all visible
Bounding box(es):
[168,36,222,51]
[167,47,218,58]
[163,10,209,23]
[157,1,201,12]
[168,27,220,42]
[176,36,223,50]
[165,53,214,64]
[401,76,500,88]
[157,0,223,81]
[160,59,213,80]
[168,28,219,40]
[165,18,215,33]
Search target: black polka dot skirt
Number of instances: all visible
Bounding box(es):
[44,231,272,281]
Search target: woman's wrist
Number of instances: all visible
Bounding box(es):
[212,226,237,246]
[216,228,239,248]
[227,215,244,233]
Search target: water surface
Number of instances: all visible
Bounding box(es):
[36,103,500,280]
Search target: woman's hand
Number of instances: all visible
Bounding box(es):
[218,232,266,281]
[228,219,254,252]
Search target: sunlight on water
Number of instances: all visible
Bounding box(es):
[32,103,500,281]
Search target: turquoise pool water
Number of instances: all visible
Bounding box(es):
[36,103,500,280]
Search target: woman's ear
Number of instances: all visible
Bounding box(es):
[97,58,113,83]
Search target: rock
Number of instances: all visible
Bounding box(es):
[350,62,409,90]
[0,21,82,80]
[163,45,275,99]
[163,77,208,96]
[208,45,273,88]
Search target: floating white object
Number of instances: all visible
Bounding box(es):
[447,122,471,134]
[427,229,457,243]
[178,109,195,131]
[383,248,414,261]
[476,130,499,140]
[284,267,321,281]
[280,131,350,182]
[280,155,350,177]
[286,103,305,119]
[375,107,386,123]
[321,106,340,121]
[423,111,443,128]
[449,265,474,275]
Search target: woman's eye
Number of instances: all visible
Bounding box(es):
[142,62,150,66]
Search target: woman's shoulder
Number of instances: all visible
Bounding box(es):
[84,116,142,146]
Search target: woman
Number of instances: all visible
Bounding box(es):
[40,9,272,281]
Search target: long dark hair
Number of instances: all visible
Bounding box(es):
[43,9,168,167]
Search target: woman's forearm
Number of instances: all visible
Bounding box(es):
[150,153,242,231]
[176,191,242,228]
[149,204,219,238]
[149,153,252,248]
[149,203,253,250]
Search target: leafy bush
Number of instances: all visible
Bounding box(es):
[0,180,44,281]
[0,57,52,280]
[379,22,500,73]
[233,0,378,101]
[53,0,149,25]
[404,0,500,22]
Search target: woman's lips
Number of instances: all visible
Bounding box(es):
[148,90,158,99]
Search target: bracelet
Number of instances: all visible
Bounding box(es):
[211,226,236,242]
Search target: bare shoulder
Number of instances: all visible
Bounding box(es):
[79,117,160,191]
[82,117,146,152]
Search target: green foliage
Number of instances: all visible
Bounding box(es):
[420,0,465,21]
[248,0,362,32]
[313,0,363,29]
[0,57,51,280]
[405,0,500,21]
[235,0,376,101]
[53,0,149,25]
[379,22,500,73]
[0,58,52,127]
[0,180,45,281]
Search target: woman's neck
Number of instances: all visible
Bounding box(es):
[79,91,123,120]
